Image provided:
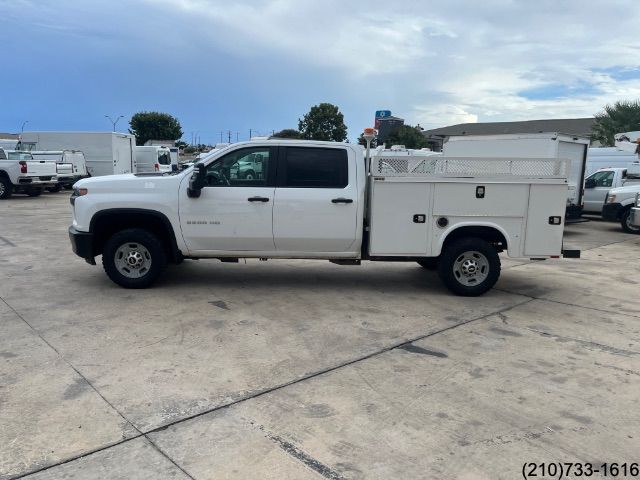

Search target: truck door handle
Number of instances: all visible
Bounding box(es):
[331,198,353,204]
[248,196,269,202]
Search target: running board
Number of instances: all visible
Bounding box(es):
[329,259,361,266]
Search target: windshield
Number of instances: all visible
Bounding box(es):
[8,151,34,160]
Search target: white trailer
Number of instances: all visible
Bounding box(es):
[21,132,136,177]
[443,133,589,221]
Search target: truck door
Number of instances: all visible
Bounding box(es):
[583,170,615,213]
[272,146,358,253]
[179,146,276,252]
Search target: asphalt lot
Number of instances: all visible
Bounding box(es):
[1,193,639,479]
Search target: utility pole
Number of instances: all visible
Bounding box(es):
[227,130,232,143]
[249,128,252,139]
[105,115,123,132]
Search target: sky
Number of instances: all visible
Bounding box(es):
[1,0,640,144]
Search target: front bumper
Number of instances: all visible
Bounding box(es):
[602,203,624,221]
[631,207,640,228]
[69,226,95,263]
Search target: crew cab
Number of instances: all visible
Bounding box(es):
[69,140,577,296]
[0,148,58,199]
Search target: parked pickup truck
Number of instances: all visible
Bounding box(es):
[597,162,640,233]
[0,148,58,199]
[31,150,89,190]
[68,139,578,296]
[582,166,640,214]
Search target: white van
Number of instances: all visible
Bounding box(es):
[586,147,638,176]
[134,146,175,173]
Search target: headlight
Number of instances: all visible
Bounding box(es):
[607,194,617,204]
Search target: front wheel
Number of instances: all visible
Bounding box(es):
[438,238,501,296]
[620,208,640,234]
[102,229,167,288]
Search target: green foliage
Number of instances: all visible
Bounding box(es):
[357,132,377,147]
[592,100,640,146]
[129,111,183,146]
[271,129,302,139]
[298,103,348,142]
[385,125,428,149]
[175,140,188,149]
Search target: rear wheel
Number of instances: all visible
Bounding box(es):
[47,184,62,193]
[620,208,640,234]
[0,177,12,199]
[63,184,73,190]
[27,188,43,197]
[102,229,167,288]
[438,238,501,296]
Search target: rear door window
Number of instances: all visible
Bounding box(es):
[280,147,348,188]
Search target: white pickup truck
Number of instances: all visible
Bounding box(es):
[600,164,640,234]
[68,139,578,296]
[0,149,58,199]
[31,150,89,190]
[582,166,640,214]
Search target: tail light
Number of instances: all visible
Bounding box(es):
[19,161,27,174]
[154,163,160,171]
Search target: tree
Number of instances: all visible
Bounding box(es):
[175,140,188,149]
[385,124,428,149]
[298,103,348,142]
[592,100,640,146]
[129,111,183,146]
[271,129,302,139]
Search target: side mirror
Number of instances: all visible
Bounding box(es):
[187,163,206,198]
[585,178,596,189]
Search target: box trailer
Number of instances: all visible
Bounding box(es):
[21,132,136,177]
[443,133,589,222]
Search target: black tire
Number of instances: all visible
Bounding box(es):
[437,237,501,296]
[0,177,12,199]
[47,185,62,193]
[416,257,439,270]
[63,184,73,190]
[27,188,43,197]
[243,170,256,180]
[620,208,640,234]
[102,228,167,288]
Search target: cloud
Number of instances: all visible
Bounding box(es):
[2,0,640,137]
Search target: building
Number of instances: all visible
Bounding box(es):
[376,116,405,145]
[422,117,597,151]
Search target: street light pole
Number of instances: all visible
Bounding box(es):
[20,120,29,133]
[105,115,124,132]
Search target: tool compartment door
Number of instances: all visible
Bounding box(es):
[369,180,432,256]
[524,184,567,256]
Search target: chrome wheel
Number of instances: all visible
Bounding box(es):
[0,182,5,197]
[114,242,152,278]
[452,251,489,286]
[625,212,640,232]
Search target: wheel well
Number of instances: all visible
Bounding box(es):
[442,226,507,253]
[90,210,181,262]
[0,170,8,179]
